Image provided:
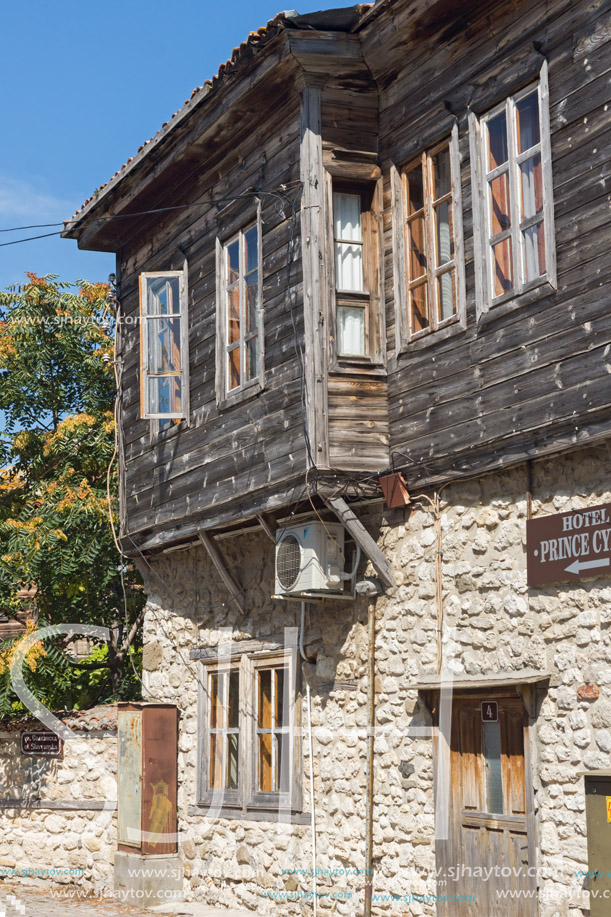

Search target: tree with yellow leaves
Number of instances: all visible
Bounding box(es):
[0,274,144,713]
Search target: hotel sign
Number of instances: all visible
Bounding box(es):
[526,503,611,586]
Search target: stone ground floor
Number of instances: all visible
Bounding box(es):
[0,883,253,917]
[138,441,611,916]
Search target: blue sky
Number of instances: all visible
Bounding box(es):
[0,0,359,290]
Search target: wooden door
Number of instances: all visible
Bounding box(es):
[436,695,537,916]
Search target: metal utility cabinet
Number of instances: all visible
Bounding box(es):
[585,773,611,916]
[114,703,182,905]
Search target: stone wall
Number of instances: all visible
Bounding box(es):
[141,440,611,916]
[0,707,117,892]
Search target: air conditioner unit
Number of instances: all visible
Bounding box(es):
[275,521,345,596]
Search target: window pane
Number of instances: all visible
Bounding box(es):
[228,671,239,729]
[148,376,182,416]
[210,673,221,729]
[408,216,427,280]
[259,733,273,793]
[147,276,180,316]
[489,173,511,236]
[406,165,424,214]
[437,271,455,322]
[487,111,508,170]
[227,286,240,344]
[278,733,291,794]
[227,240,240,285]
[432,146,451,200]
[435,201,454,266]
[226,734,239,791]
[492,238,513,296]
[275,669,285,729]
[246,273,258,334]
[246,338,258,382]
[410,283,429,334]
[333,192,362,242]
[258,670,272,729]
[523,221,546,281]
[228,346,240,390]
[335,242,364,292]
[337,305,366,357]
[209,733,223,790]
[516,91,540,153]
[484,720,503,815]
[148,318,181,373]
[244,225,258,274]
[520,154,543,220]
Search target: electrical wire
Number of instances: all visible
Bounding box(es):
[0,188,300,248]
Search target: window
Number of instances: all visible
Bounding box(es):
[402,136,463,339]
[139,271,188,423]
[216,211,263,403]
[198,645,299,814]
[471,66,556,312]
[330,181,383,365]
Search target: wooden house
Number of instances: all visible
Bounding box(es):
[63,1,611,914]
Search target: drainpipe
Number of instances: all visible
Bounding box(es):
[364,597,376,916]
[300,602,317,917]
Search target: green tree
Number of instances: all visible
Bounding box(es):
[0,273,144,712]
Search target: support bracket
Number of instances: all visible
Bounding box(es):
[323,496,395,590]
[198,532,246,615]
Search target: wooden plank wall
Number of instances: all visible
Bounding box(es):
[118,85,308,546]
[361,0,611,486]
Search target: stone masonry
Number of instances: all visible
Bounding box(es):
[135,441,610,916]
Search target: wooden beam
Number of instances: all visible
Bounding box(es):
[256,514,277,543]
[323,495,394,589]
[198,532,246,615]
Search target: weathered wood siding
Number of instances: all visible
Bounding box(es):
[361,0,611,487]
[118,84,307,548]
[321,77,391,472]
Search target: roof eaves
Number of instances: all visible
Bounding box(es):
[63,13,291,233]
[63,6,374,236]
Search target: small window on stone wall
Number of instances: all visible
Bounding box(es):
[197,644,299,816]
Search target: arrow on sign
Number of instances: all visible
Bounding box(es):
[565,557,611,575]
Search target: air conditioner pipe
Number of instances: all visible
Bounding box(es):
[340,543,361,586]
[300,601,317,917]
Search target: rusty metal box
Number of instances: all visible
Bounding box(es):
[117,703,178,856]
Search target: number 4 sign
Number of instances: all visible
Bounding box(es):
[481,701,499,722]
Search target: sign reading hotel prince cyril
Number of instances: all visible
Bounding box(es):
[526,503,611,586]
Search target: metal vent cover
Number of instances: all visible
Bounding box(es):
[276,533,301,591]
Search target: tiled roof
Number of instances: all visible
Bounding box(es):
[65,6,372,227]
[0,704,118,733]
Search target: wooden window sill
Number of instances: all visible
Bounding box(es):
[477,278,556,328]
[189,804,309,824]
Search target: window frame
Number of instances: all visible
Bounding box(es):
[392,123,466,353]
[215,203,264,408]
[325,173,385,371]
[470,63,556,316]
[197,644,300,816]
[139,268,189,424]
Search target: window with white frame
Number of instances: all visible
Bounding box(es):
[331,183,382,364]
[216,214,263,401]
[402,136,463,338]
[198,647,299,814]
[472,67,556,311]
[139,271,188,423]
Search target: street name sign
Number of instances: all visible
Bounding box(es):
[21,732,63,756]
[526,503,611,586]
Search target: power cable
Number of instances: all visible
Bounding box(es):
[0,188,300,248]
